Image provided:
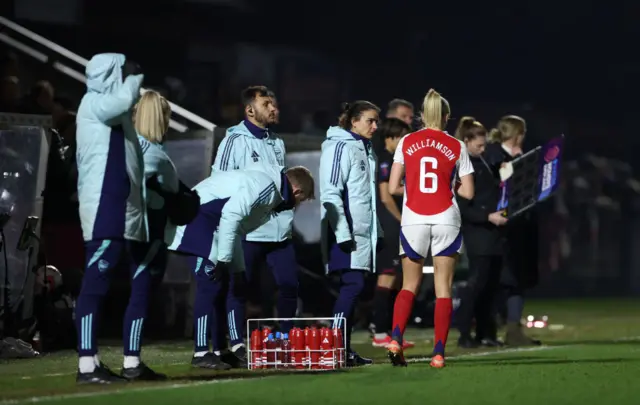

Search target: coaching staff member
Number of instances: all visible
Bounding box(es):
[454,117,507,348]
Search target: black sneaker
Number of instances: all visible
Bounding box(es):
[121,362,167,381]
[347,351,373,367]
[191,353,232,370]
[76,363,127,385]
[477,338,504,347]
[221,346,248,369]
[457,335,480,349]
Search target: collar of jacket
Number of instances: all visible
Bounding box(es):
[243,119,269,139]
[348,130,372,151]
[274,171,295,212]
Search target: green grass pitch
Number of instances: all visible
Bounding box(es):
[1,298,639,404]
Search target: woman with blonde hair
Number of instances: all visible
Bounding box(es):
[487,115,526,155]
[386,89,474,368]
[135,90,180,244]
[126,91,202,377]
[485,115,541,347]
[135,90,201,264]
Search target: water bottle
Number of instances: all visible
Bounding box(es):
[281,333,291,368]
[265,333,276,369]
[274,332,283,368]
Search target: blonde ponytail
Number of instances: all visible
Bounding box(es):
[489,115,526,144]
[421,88,450,130]
[488,128,503,143]
[134,90,171,144]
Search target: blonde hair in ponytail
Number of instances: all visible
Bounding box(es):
[488,115,526,144]
[421,89,450,130]
[134,90,171,144]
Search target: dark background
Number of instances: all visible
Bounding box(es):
[1,1,639,338]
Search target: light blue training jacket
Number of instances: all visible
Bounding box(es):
[168,164,289,273]
[320,126,383,273]
[75,53,146,242]
[138,135,180,245]
[211,121,292,243]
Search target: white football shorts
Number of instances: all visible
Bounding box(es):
[399,224,463,259]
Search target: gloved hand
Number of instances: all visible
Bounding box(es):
[146,174,163,194]
[122,60,142,80]
[376,238,385,253]
[231,272,248,299]
[338,240,355,253]
[210,261,230,282]
[166,183,200,225]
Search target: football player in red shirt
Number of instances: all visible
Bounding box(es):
[386,89,474,368]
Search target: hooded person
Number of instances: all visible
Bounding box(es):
[74,53,164,383]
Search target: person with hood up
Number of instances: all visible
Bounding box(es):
[320,100,383,367]
[74,53,162,383]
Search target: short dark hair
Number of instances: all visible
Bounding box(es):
[373,118,411,152]
[266,90,276,100]
[387,99,414,113]
[338,100,380,130]
[241,85,270,107]
[377,118,411,140]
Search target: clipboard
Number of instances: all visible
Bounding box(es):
[497,135,564,218]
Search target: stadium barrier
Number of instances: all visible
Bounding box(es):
[0,113,51,333]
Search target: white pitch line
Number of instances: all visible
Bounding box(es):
[19,336,640,380]
[1,377,266,404]
[408,344,560,363]
[20,360,188,380]
[6,336,640,404]
[613,336,640,342]
[4,345,556,404]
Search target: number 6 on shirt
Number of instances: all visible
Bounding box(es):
[420,156,438,194]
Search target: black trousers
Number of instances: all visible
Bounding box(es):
[457,255,502,339]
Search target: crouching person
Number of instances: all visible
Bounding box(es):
[167,165,314,369]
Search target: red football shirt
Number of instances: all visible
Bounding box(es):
[393,128,474,226]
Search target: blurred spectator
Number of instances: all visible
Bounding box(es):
[41,110,84,275]
[386,99,414,126]
[0,75,21,112]
[0,50,19,77]
[299,112,323,136]
[20,80,55,115]
[52,96,77,128]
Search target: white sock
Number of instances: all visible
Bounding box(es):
[194,351,208,358]
[374,333,389,340]
[93,354,101,366]
[123,355,140,369]
[79,356,96,374]
[213,350,221,356]
[231,343,245,352]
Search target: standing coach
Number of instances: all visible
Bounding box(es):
[454,117,507,348]
[210,86,297,367]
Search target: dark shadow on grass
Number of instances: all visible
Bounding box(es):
[169,368,348,382]
[453,357,636,367]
